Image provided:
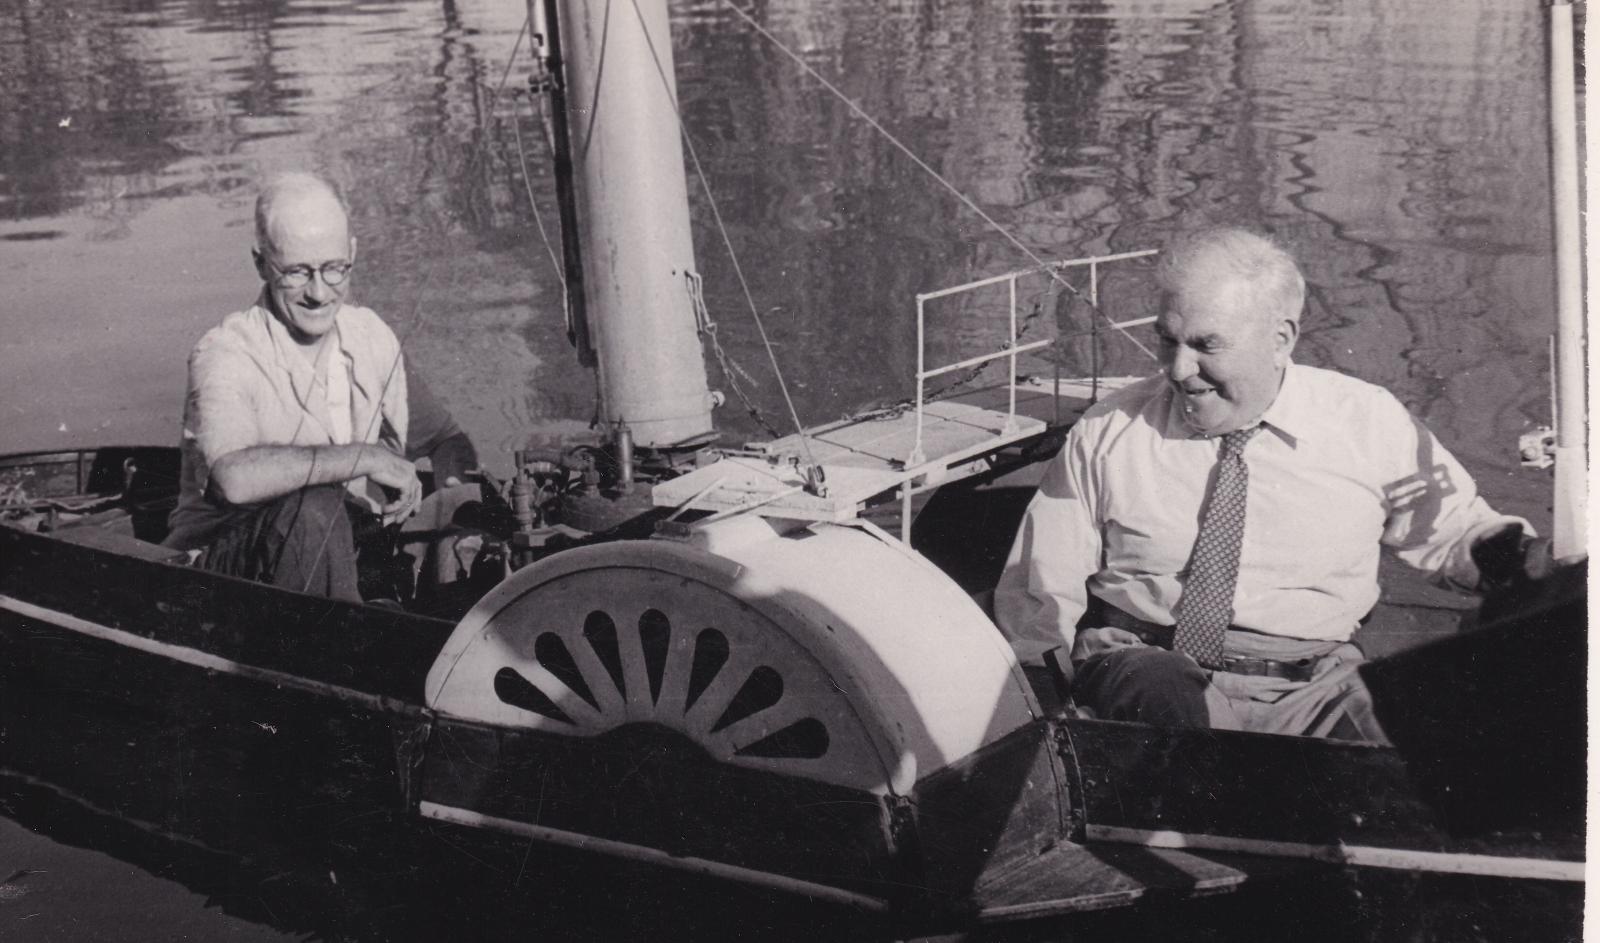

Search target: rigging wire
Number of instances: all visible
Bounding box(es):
[297,14,535,590]
[687,270,785,438]
[719,0,1157,363]
[624,0,823,474]
[508,90,568,296]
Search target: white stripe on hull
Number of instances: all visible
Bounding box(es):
[1087,824,1584,882]
[420,800,891,913]
[0,593,428,717]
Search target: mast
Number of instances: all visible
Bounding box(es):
[530,0,718,448]
[1547,0,1586,561]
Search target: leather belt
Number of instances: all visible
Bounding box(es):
[1216,654,1317,682]
[1083,597,1325,682]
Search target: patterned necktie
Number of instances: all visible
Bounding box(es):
[1173,426,1262,667]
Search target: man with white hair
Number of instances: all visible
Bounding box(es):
[995,227,1539,740]
[164,172,476,602]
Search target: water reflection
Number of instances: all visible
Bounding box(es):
[0,0,1565,530]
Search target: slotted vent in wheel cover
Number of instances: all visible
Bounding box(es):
[428,566,893,791]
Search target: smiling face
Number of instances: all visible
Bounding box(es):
[253,187,356,347]
[1156,274,1298,436]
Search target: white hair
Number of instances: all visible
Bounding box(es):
[1155,227,1306,325]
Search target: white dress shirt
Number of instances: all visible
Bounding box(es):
[994,363,1526,665]
[164,294,409,551]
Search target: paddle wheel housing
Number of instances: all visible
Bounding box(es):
[419,516,1059,904]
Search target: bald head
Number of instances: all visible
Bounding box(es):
[254,172,350,257]
[252,172,357,346]
[1155,227,1305,329]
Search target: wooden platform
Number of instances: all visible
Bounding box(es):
[652,376,1144,522]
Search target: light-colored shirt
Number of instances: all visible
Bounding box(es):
[325,337,355,446]
[994,363,1526,665]
[164,294,409,550]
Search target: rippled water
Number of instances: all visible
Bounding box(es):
[0,0,1571,527]
[0,0,1578,936]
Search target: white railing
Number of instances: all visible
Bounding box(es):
[907,248,1158,467]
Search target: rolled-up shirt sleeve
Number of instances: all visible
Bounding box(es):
[994,428,1103,665]
[1377,400,1530,591]
[182,340,260,502]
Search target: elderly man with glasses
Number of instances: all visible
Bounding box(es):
[163,172,478,603]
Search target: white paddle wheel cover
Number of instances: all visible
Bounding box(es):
[425,520,1038,794]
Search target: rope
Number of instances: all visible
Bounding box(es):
[686,271,783,438]
[719,1,1156,363]
[625,0,824,479]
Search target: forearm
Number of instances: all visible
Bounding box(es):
[207,443,392,506]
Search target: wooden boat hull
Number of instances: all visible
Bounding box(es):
[0,450,1585,939]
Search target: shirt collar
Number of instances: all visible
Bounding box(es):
[257,288,347,412]
[1159,360,1312,446]
[1255,361,1313,445]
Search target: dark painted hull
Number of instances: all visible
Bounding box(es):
[0,449,1585,941]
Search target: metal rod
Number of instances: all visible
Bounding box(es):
[1054,247,1161,267]
[911,296,927,465]
[1106,315,1157,329]
[900,483,913,545]
[1547,0,1586,561]
[1006,274,1019,428]
[663,474,728,522]
[1091,261,1101,403]
[918,338,1053,380]
[694,484,806,524]
[1052,359,1061,425]
[915,249,1159,302]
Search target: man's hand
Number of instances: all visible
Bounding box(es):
[365,448,423,525]
[1471,523,1554,595]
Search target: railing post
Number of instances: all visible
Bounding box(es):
[909,294,927,467]
[1090,260,1100,403]
[900,483,913,544]
[1004,273,1019,433]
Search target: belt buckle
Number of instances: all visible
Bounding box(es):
[1220,655,1267,677]
[1220,654,1313,681]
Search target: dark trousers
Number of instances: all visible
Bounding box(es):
[198,484,363,602]
[1075,646,1212,727]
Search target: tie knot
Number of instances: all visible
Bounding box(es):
[1220,425,1261,459]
